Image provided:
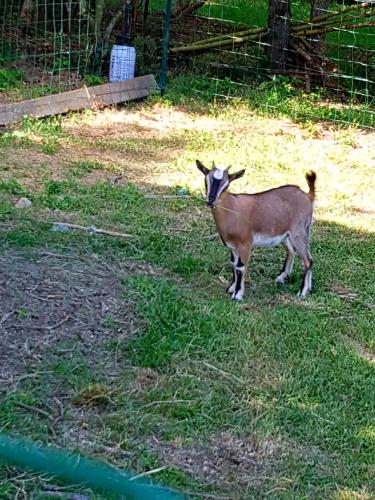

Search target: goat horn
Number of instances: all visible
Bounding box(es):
[212,161,216,168]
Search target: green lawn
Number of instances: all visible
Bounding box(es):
[0,87,374,498]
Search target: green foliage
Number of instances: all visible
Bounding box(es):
[21,116,63,138]
[40,139,60,155]
[159,75,245,107]
[84,74,105,86]
[0,132,33,148]
[0,178,28,197]
[0,69,21,90]
[69,160,106,177]
[52,57,70,72]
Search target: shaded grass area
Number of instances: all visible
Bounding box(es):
[0,95,374,498]
[159,75,375,128]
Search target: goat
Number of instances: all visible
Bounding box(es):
[197,160,316,300]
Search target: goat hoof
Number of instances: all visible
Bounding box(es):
[231,292,244,301]
[227,284,236,294]
[275,276,285,285]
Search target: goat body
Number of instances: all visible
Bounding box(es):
[197,160,316,300]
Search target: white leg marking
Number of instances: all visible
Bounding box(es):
[276,236,295,284]
[232,287,244,301]
[308,269,312,291]
[275,272,288,285]
[231,265,245,301]
[227,248,239,294]
[298,269,312,299]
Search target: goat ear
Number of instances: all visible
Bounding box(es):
[196,160,210,176]
[228,169,245,182]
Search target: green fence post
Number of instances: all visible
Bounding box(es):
[159,0,173,95]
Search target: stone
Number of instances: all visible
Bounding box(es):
[14,197,32,208]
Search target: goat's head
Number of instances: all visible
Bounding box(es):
[196,160,245,208]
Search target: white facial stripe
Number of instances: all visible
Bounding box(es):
[206,175,211,195]
[206,172,228,205]
[213,169,225,180]
[216,180,229,199]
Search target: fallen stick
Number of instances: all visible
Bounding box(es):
[13,315,70,331]
[0,310,18,326]
[51,222,134,239]
[189,26,265,46]
[15,402,54,422]
[204,232,219,240]
[144,194,192,199]
[129,466,168,481]
[202,360,244,384]
[296,20,375,36]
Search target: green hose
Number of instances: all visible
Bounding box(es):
[0,433,183,499]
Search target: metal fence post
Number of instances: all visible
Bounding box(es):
[159,0,173,95]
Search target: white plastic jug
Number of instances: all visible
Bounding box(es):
[109,45,136,82]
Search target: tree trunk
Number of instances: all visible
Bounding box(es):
[20,0,34,28]
[95,0,106,39]
[143,0,150,28]
[310,0,330,57]
[267,0,292,72]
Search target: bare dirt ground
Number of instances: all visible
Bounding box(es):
[0,249,146,394]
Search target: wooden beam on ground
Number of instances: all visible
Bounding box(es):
[0,75,159,126]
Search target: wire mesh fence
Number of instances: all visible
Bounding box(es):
[168,2,375,111]
[0,1,374,126]
[0,0,163,101]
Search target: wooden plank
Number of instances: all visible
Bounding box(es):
[0,75,158,126]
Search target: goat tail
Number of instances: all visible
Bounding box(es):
[305,170,317,202]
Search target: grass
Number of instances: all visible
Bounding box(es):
[0,89,374,498]
[157,74,375,128]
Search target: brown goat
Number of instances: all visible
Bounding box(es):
[197,160,316,300]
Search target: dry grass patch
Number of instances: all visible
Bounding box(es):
[341,336,375,366]
[148,432,284,492]
[63,104,233,139]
